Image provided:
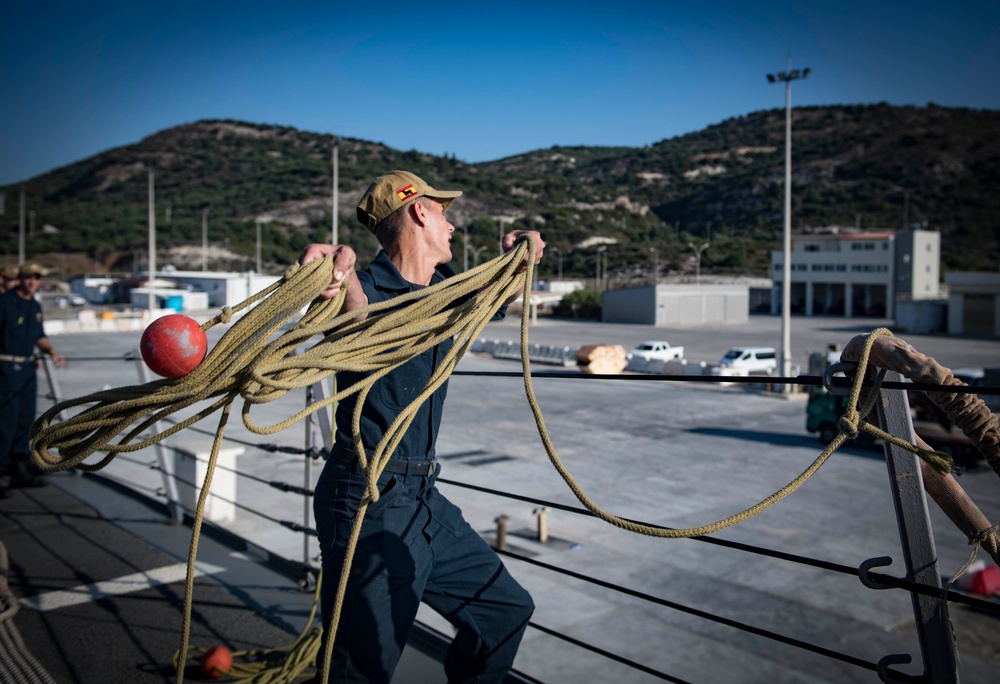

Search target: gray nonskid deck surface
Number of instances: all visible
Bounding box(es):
[1,477,310,683]
[1,474,453,684]
[23,315,1000,683]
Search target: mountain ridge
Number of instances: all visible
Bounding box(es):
[3,103,998,279]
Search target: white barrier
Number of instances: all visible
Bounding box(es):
[478,338,578,366]
[174,446,244,523]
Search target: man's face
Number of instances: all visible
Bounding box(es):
[17,273,41,297]
[0,277,15,292]
[421,199,455,264]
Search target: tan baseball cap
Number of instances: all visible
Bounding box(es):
[18,262,44,278]
[1,264,19,279]
[356,170,462,232]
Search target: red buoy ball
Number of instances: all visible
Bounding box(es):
[140,314,208,379]
[199,645,233,679]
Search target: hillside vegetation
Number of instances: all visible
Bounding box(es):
[2,103,998,280]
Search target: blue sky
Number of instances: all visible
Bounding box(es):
[1,1,997,186]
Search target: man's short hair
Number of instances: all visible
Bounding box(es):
[373,204,408,248]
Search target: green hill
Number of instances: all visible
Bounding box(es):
[3,103,998,280]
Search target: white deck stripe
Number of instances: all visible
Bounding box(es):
[19,562,226,612]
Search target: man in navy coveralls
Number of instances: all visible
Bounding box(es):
[0,262,65,497]
[298,170,544,683]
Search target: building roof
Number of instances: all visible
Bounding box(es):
[795,231,895,241]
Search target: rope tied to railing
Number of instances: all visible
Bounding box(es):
[840,331,1000,569]
[829,328,955,475]
[520,323,956,541]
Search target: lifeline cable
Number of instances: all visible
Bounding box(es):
[29,239,989,683]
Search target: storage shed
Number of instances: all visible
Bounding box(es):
[602,283,749,326]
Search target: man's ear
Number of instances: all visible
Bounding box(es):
[410,199,429,227]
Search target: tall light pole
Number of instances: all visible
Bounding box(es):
[768,59,810,384]
[649,246,658,284]
[551,246,562,281]
[471,245,487,267]
[331,136,339,244]
[688,242,709,283]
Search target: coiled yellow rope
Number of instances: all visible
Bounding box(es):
[29,238,953,683]
[173,574,323,683]
[31,242,528,683]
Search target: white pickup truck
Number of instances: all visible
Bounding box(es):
[627,340,684,363]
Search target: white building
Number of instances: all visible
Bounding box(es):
[770,228,940,318]
[137,270,282,309]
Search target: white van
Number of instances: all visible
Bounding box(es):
[714,347,778,376]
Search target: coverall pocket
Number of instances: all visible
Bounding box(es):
[364,476,405,521]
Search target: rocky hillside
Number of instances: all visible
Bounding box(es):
[3,104,998,280]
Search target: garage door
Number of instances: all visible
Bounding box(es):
[963,294,995,336]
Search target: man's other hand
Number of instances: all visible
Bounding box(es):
[501,230,545,273]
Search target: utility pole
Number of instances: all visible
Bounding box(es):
[18,189,25,263]
[332,137,339,244]
[256,220,262,273]
[202,208,209,272]
[551,246,562,281]
[767,57,811,387]
[148,167,156,316]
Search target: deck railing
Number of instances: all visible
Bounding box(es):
[36,352,1000,684]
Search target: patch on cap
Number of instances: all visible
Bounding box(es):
[396,184,418,201]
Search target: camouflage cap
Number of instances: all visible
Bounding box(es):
[356,170,462,232]
[18,262,44,278]
[1,263,19,279]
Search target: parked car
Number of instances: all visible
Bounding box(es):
[952,368,984,386]
[712,346,777,376]
[627,340,684,363]
[54,293,88,308]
